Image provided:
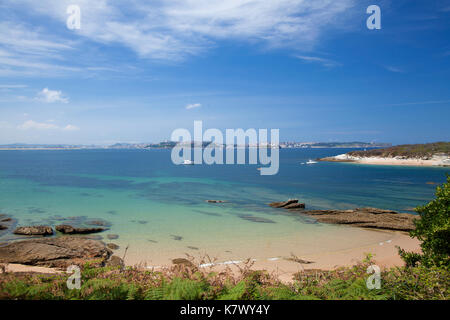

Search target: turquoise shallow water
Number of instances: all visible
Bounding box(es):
[0,149,448,265]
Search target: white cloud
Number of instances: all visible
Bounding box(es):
[63,124,80,131]
[295,55,341,67]
[36,88,69,103]
[1,0,356,62]
[18,120,59,130]
[186,103,202,110]
[17,120,80,131]
[384,66,404,73]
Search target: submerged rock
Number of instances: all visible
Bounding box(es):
[0,236,112,267]
[14,226,54,236]
[107,234,119,240]
[56,224,106,234]
[0,225,7,230]
[205,200,227,203]
[238,214,276,224]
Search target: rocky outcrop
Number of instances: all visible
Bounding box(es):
[105,255,124,268]
[0,236,112,268]
[172,258,195,268]
[56,225,106,234]
[269,199,305,209]
[205,200,227,203]
[107,243,119,250]
[298,207,417,231]
[14,226,54,236]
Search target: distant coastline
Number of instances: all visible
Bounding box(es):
[0,141,391,150]
[319,142,450,167]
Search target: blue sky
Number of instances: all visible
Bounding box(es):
[0,0,449,145]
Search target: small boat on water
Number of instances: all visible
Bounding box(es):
[306,159,318,164]
[183,159,194,165]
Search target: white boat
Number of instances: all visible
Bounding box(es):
[306,159,318,164]
[183,159,194,165]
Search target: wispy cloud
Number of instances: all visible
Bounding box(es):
[17,120,79,131]
[62,124,80,131]
[388,100,450,106]
[0,84,27,89]
[1,0,356,64]
[36,88,69,103]
[384,66,404,73]
[295,55,341,67]
[18,120,59,130]
[186,103,202,110]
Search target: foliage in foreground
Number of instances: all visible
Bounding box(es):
[0,254,448,300]
[398,175,450,268]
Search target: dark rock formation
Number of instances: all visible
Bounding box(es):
[105,255,124,268]
[56,225,106,234]
[107,243,119,250]
[107,234,119,240]
[294,207,417,231]
[0,236,112,267]
[0,225,6,230]
[85,219,111,227]
[172,258,195,268]
[269,199,305,209]
[13,226,54,236]
[205,200,227,203]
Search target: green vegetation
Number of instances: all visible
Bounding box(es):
[0,178,449,300]
[398,175,450,268]
[0,254,448,300]
[348,142,450,158]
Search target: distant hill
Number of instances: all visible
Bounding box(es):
[348,142,450,158]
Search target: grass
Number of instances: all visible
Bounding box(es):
[0,254,448,300]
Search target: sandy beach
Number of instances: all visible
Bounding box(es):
[321,153,450,167]
[1,229,421,283]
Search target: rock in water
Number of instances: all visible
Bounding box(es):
[0,236,112,267]
[56,224,106,234]
[14,226,54,236]
[300,208,418,231]
[269,199,304,208]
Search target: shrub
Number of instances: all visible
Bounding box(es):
[399,175,450,268]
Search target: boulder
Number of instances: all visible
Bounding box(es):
[56,224,106,234]
[268,199,302,208]
[14,226,54,236]
[283,202,306,209]
[205,200,227,203]
[105,255,124,268]
[0,225,6,230]
[107,243,120,250]
[172,258,195,268]
[0,236,112,267]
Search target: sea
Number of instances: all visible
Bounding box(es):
[0,148,448,266]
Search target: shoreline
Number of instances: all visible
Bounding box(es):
[320,154,450,167]
[1,230,420,283]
